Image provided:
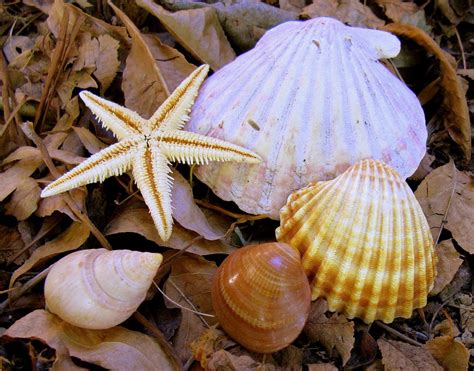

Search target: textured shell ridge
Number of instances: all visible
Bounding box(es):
[277,160,436,323]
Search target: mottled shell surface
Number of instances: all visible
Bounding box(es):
[211,242,311,353]
[186,17,426,219]
[45,249,163,329]
[276,160,436,323]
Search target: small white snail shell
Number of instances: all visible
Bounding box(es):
[44,249,163,329]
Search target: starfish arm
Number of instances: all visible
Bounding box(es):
[41,137,141,197]
[147,65,210,132]
[158,131,262,165]
[132,141,173,241]
[80,91,145,140]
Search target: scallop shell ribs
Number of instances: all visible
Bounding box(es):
[186,17,427,219]
[276,159,436,323]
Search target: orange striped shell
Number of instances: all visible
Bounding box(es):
[211,242,311,353]
[276,159,437,323]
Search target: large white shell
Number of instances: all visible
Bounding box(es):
[186,17,427,219]
[45,249,162,329]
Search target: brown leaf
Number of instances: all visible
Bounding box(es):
[172,170,229,240]
[433,319,460,337]
[9,222,90,289]
[73,32,99,71]
[430,239,464,295]
[375,0,419,23]
[4,310,175,370]
[382,23,471,160]
[0,224,25,265]
[302,0,385,28]
[36,188,86,221]
[57,70,98,106]
[137,0,235,71]
[425,336,469,371]
[5,177,41,221]
[307,364,338,371]
[280,0,306,13]
[304,301,354,366]
[104,200,234,255]
[415,162,474,254]
[378,338,442,370]
[191,327,236,368]
[108,1,170,119]
[141,33,196,92]
[207,349,261,370]
[93,34,120,92]
[0,159,43,202]
[72,127,108,154]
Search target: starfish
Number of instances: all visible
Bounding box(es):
[41,65,261,241]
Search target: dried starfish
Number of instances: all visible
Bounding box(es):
[41,65,261,241]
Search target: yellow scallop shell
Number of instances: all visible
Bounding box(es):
[276,159,437,323]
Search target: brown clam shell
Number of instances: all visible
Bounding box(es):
[211,242,311,353]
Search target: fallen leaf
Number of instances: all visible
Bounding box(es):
[57,70,98,106]
[172,170,229,240]
[137,0,235,70]
[0,159,43,202]
[425,336,469,371]
[108,1,170,119]
[9,222,90,289]
[430,239,464,295]
[382,23,471,161]
[378,338,442,370]
[104,199,234,255]
[433,319,460,337]
[280,0,306,12]
[141,33,196,92]
[375,0,419,22]
[302,0,385,28]
[93,34,120,92]
[191,327,235,368]
[307,364,338,371]
[304,300,354,366]
[4,309,175,370]
[0,224,25,264]
[36,187,86,221]
[415,162,474,254]
[72,127,108,154]
[207,349,261,370]
[5,177,41,221]
[73,32,99,72]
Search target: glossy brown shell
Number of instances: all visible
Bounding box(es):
[211,242,311,353]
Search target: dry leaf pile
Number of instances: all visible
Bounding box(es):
[0,0,473,370]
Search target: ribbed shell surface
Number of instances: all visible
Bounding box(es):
[276,160,436,323]
[211,242,311,353]
[186,17,427,219]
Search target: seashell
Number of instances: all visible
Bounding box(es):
[186,17,427,219]
[211,242,311,353]
[45,249,163,329]
[276,159,436,323]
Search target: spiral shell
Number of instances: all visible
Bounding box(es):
[211,242,311,353]
[45,249,163,329]
[186,17,426,219]
[276,159,436,323]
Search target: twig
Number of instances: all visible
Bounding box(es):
[21,122,112,250]
[0,266,51,313]
[374,321,423,347]
[433,161,457,247]
[133,311,182,371]
[454,27,466,70]
[429,293,457,333]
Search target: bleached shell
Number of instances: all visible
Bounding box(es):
[275,159,436,323]
[45,249,162,329]
[186,17,427,219]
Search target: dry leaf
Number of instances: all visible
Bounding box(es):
[0,224,25,264]
[304,301,354,365]
[36,187,86,221]
[191,327,234,368]
[141,33,196,92]
[4,309,175,370]
[72,127,108,154]
[104,199,234,255]
[382,23,471,160]
[73,32,99,71]
[302,0,385,28]
[375,0,419,22]
[433,319,460,337]
[5,177,41,221]
[93,34,120,92]
[172,170,229,240]
[207,349,261,370]
[108,1,170,119]
[9,222,90,289]
[0,159,43,202]
[136,0,235,71]
[378,338,442,370]
[280,0,306,12]
[430,239,464,295]
[415,162,474,254]
[307,364,338,371]
[425,336,469,371]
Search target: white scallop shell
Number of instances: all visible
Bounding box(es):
[186,17,427,219]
